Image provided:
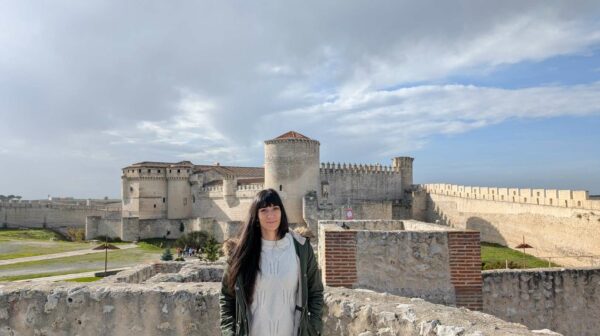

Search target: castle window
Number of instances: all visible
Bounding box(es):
[148,169,151,173]
[130,187,133,192]
[565,200,568,207]
[578,201,582,207]
[158,169,161,173]
[279,185,283,191]
[177,169,181,173]
[183,197,187,206]
[169,169,172,173]
[549,199,553,205]
[513,191,517,195]
[153,204,156,208]
[138,169,141,173]
[192,195,196,203]
[524,197,527,203]
[537,192,541,196]
[163,197,166,203]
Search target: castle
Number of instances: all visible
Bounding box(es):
[116,131,417,241]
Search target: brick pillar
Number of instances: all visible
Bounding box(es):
[323,230,357,287]
[447,231,483,311]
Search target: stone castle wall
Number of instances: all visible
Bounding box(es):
[483,267,600,336]
[319,163,404,205]
[0,281,557,336]
[424,185,600,267]
[0,201,120,235]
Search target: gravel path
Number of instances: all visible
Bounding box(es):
[0,244,138,266]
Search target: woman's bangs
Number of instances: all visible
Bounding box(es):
[256,190,282,209]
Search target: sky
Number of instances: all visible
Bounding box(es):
[1,1,600,199]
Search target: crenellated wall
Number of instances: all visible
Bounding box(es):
[424,183,600,210]
[319,162,405,206]
[423,184,600,267]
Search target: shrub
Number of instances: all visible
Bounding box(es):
[203,236,221,262]
[66,228,85,242]
[93,235,122,243]
[175,231,210,251]
[174,257,185,262]
[161,248,173,261]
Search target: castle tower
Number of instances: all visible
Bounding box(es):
[392,157,414,192]
[166,161,193,219]
[264,131,320,225]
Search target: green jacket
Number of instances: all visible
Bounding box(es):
[220,229,324,336]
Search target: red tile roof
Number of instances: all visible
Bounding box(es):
[274,131,311,140]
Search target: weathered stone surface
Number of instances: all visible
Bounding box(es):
[0,283,558,336]
[483,268,600,336]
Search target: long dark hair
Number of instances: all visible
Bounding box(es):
[226,188,289,304]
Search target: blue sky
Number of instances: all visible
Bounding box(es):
[1,1,599,198]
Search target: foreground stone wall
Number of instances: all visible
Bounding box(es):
[318,221,483,310]
[425,192,600,266]
[483,267,600,336]
[0,282,559,336]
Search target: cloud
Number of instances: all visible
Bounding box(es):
[1,0,600,197]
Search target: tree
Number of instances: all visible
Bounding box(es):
[204,237,221,262]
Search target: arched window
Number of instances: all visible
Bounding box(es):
[279,185,283,191]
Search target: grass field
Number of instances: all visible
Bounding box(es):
[481,242,560,270]
[63,276,102,283]
[0,228,94,260]
[0,229,162,281]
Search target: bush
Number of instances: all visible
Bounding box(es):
[174,257,185,262]
[161,248,173,261]
[175,231,211,251]
[203,236,221,262]
[66,228,85,242]
[93,235,122,243]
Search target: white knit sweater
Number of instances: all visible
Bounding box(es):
[249,232,299,336]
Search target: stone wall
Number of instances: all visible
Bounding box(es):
[425,192,600,267]
[318,221,483,310]
[483,268,600,336]
[0,281,559,336]
[319,163,404,205]
[0,202,119,233]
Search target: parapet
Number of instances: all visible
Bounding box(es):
[320,162,399,175]
[423,183,600,210]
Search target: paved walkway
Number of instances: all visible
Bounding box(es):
[13,267,132,283]
[0,244,138,266]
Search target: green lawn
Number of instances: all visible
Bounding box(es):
[0,247,160,282]
[481,242,560,270]
[0,228,67,241]
[63,276,102,283]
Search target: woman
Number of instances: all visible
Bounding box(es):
[220,188,324,336]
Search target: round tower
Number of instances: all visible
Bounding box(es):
[264,131,320,225]
[392,157,414,192]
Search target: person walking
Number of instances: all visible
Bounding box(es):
[220,188,323,336]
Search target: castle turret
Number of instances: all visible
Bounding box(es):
[166,161,193,219]
[392,157,414,192]
[264,131,320,225]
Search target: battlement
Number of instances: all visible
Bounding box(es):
[320,162,399,174]
[0,199,120,211]
[423,183,600,210]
